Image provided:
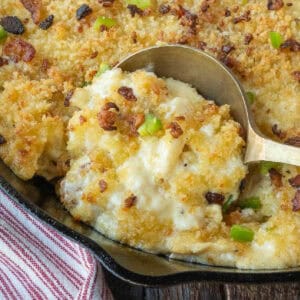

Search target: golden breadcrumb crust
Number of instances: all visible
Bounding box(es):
[0,0,299,180]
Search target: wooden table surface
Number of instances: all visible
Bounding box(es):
[104,269,300,300]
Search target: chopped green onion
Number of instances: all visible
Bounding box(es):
[80,81,91,87]
[138,114,162,136]
[246,91,255,105]
[127,0,152,9]
[94,16,116,31]
[222,195,235,213]
[241,0,248,4]
[95,63,111,77]
[269,31,283,49]
[230,225,254,242]
[260,161,281,175]
[0,25,7,42]
[239,196,261,210]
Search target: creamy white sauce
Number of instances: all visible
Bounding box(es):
[62,68,247,259]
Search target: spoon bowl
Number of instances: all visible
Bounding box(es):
[116,45,300,166]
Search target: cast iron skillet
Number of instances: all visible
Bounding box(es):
[1,46,300,286]
[1,160,300,286]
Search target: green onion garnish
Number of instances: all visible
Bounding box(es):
[80,81,91,87]
[241,0,248,4]
[260,161,280,175]
[239,196,261,210]
[0,25,7,42]
[94,16,116,31]
[138,113,162,136]
[222,195,235,213]
[269,31,283,49]
[230,225,254,242]
[127,0,152,9]
[95,63,111,77]
[246,91,255,104]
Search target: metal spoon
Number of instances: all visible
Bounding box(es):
[116,45,300,166]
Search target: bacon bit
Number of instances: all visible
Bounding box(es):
[205,192,225,205]
[233,10,251,24]
[0,16,25,35]
[224,8,231,17]
[167,122,183,138]
[103,102,119,111]
[244,33,253,45]
[124,194,137,208]
[90,51,98,59]
[224,210,241,226]
[127,113,145,135]
[159,4,170,14]
[292,190,300,212]
[76,4,92,20]
[79,115,87,124]
[280,39,300,52]
[20,0,42,24]
[0,135,7,145]
[99,179,108,193]
[64,90,74,107]
[118,86,137,101]
[267,0,284,10]
[175,116,185,121]
[97,102,119,131]
[127,5,144,17]
[98,0,114,7]
[220,55,236,69]
[200,0,210,13]
[3,38,36,63]
[286,2,293,6]
[98,110,117,130]
[285,136,300,147]
[41,58,50,72]
[292,71,300,82]
[172,5,183,18]
[269,168,283,188]
[0,57,9,67]
[289,175,300,188]
[271,124,286,140]
[221,44,235,54]
[39,15,54,30]
[131,31,137,43]
[178,6,198,33]
[197,41,207,50]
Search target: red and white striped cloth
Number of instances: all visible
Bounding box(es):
[0,189,113,300]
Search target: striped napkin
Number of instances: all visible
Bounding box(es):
[0,189,113,300]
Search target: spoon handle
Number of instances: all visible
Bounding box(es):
[245,127,300,166]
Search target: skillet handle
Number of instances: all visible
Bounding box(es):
[244,126,300,166]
